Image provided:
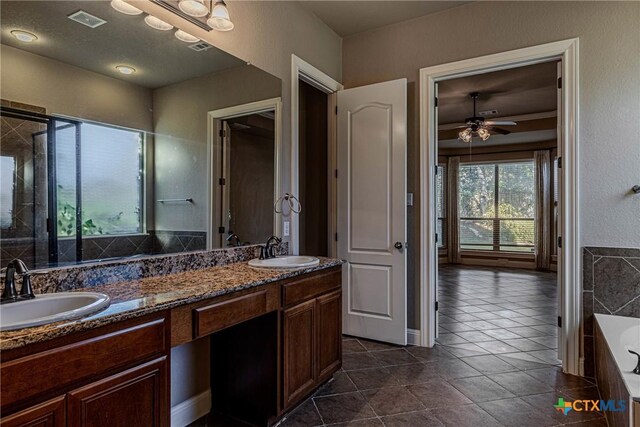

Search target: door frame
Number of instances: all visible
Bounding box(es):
[290,54,343,255]
[207,97,283,250]
[419,39,581,375]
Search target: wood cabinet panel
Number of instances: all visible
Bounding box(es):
[1,318,166,410]
[194,287,277,338]
[0,396,65,427]
[316,290,342,381]
[282,269,341,307]
[67,358,167,427]
[282,299,316,408]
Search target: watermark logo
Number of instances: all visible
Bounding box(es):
[554,397,626,415]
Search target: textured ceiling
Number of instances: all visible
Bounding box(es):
[299,1,469,37]
[0,1,246,88]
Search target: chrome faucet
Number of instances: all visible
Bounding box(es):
[628,349,640,375]
[226,233,241,247]
[260,236,282,260]
[1,259,35,304]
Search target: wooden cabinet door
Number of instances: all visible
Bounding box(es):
[0,396,65,427]
[282,299,316,409]
[67,358,168,427]
[316,290,342,381]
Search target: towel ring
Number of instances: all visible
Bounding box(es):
[274,193,301,214]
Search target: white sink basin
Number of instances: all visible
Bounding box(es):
[0,292,111,331]
[248,256,320,269]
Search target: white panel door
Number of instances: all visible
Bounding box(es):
[337,79,407,345]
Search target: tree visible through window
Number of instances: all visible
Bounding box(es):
[459,161,535,252]
[56,122,144,237]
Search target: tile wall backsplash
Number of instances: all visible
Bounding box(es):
[582,246,640,377]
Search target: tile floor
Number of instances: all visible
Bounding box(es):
[195,266,605,426]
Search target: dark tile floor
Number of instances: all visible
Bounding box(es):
[193,266,605,426]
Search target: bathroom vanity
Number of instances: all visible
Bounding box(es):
[0,257,343,427]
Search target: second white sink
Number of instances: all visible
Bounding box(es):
[0,292,111,331]
[248,256,320,269]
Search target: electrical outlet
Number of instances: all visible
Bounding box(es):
[283,221,290,237]
[407,193,414,207]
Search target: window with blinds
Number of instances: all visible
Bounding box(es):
[459,161,536,253]
[436,164,446,249]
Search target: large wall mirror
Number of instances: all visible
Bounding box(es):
[0,1,282,269]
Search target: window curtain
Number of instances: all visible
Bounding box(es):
[535,150,551,270]
[447,156,461,264]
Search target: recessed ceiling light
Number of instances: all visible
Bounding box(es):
[11,30,38,43]
[175,29,199,43]
[144,15,173,31]
[110,0,143,15]
[116,65,136,75]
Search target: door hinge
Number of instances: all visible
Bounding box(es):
[435,165,438,176]
[557,316,562,328]
[218,226,225,234]
[435,233,438,243]
[335,233,338,242]
[335,169,338,179]
[219,178,226,186]
[435,301,439,311]
[434,97,438,107]
[557,77,562,89]
[557,156,562,169]
[219,129,226,138]
[557,236,562,248]
[335,105,338,115]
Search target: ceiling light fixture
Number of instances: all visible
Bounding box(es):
[10,30,38,43]
[178,0,209,17]
[144,15,173,31]
[175,29,199,43]
[456,92,517,143]
[116,65,136,75]
[110,0,143,15]
[207,0,234,31]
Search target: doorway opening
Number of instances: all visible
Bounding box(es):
[434,61,561,367]
[420,39,580,375]
[298,80,329,256]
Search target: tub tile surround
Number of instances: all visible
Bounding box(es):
[583,247,640,378]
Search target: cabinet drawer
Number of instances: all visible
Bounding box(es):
[1,317,166,410]
[0,395,66,427]
[194,287,277,338]
[282,268,341,307]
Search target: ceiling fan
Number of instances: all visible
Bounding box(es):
[455,92,517,142]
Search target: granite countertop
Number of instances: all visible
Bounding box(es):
[0,257,344,351]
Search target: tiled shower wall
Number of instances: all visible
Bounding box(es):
[582,246,640,377]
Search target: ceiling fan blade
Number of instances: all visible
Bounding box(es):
[484,120,517,126]
[489,127,511,135]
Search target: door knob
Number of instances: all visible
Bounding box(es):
[394,242,403,250]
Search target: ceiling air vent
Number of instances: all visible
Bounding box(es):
[188,41,213,52]
[478,109,499,116]
[67,10,107,29]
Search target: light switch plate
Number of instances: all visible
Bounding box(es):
[407,193,414,207]
[283,221,290,236]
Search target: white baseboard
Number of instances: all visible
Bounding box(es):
[171,389,211,427]
[407,328,421,346]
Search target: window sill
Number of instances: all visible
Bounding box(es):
[460,249,535,259]
[57,233,150,241]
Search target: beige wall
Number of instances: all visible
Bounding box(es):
[342,1,640,328]
[152,65,280,233]
[0,44,153,131]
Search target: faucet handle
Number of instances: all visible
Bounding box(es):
[628,349,640,374]
[19,273,35,300]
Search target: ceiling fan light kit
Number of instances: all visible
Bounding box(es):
[456,92,516,143]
